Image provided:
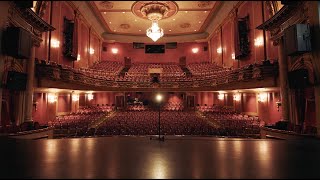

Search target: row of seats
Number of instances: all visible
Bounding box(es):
[35,59,278,88]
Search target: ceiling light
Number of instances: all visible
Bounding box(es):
[109,21,111,24]
[103,12,107,14]
[199,21,201,23]
[142,2,169,42]
[204,11,207,13]
[122,12,125,14]
[185,11,188,13]
[194,30,197,31]
[139,30,141,31]
[135,19,137,21]
[173,18,175,21]
[169,29,171,31]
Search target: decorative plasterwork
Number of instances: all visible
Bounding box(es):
[198,1,213,8]
[131,1,178,20]
[257,1,308,44]
[180,23,191,29]
[7,2,54,47]
[100,1,114,9]
[120,24,130,29]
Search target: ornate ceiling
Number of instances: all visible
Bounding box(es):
[87,1,225,43]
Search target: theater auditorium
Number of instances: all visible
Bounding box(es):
[0,1,320,179]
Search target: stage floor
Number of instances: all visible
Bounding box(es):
[0,136,319,179]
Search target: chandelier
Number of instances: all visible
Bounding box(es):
[141,2,169,42]
[146,13,164,42]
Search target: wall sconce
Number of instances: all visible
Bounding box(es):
[233,93,241,101]
[218,93,224,100]
[87,93,94,101]
[111,48,118,54]
[72,94,79,101]
[232,53,235,60]
[276,101,281,112]
[51,39,60,48]
[192,48,199,54]
[217,47,222,54]
[89,48,95,55]
[48,93,57,103]
[33,101,38,111]
[77,54,81,61]
[254,37,263,47]
[257,93,267,102]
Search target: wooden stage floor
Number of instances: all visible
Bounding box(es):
[0,136,319,179]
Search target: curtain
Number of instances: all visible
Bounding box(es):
[233,8,240,58]
[72,10,79,59]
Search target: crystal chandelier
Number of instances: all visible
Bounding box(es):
[146,20,164,42]
[142,3,168,42]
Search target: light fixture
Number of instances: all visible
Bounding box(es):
[254,37,264,47]
[48,93,57,103]
[156,94,163,102]
[233,93,241,101]
[192,48,199,53]
[87,93,94,101]
[72,94,79,102]
[111,48,118,54]
[77,54,81,61]
[217,47,222,54]
[142,2,169,42]
[218,93,224,100]
[89,48,95,55]
[257,93,268,102]
[232,53,235,60]
[51,39,60,48]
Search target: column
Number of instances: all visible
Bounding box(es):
[24,46,36,123]
[277,37,290,122]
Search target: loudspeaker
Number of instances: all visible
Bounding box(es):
[2,27,31,59]
[284,24,311,56]
[165,42,177,49]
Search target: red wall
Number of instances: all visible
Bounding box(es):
[242,93,257,114]
[210,1,278,68]
[195,92,215,106]
[257,92,282,125]
[35,1,101,69]
[101,42,209,64]
[91,92,116,106]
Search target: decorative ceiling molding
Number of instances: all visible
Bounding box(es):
[132,1,178,20]
[180,23,191,28]
[77,1,238,42]
[120,23,130,29]
[100,1,114,9]
[198,1,213,8]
